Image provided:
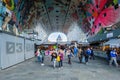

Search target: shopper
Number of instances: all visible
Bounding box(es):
[109,48,118,67]
[73,47,78,57]
[106,48,111,63]
[40,49,45,66]
[66,48,74,65]
[36,49,41,62]
[51,51,57,68]
[78,48,83,63]
[85,48,91,64]
[90,47,95,60]
[58,49,64,69]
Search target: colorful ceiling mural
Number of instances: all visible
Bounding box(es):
[0,0,43,34]
[84,0,120,36]
[0,0,120,37]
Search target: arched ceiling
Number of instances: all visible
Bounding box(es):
[0,0,120,38]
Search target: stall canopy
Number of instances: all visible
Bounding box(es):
[103,39,120,47]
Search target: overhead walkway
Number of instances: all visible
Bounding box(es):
[0,56,120,80]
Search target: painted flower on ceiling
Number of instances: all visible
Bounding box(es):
[83,0,120,35]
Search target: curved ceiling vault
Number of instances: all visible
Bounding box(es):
[0,0,120,40]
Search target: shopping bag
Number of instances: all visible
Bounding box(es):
[56,56,60,62]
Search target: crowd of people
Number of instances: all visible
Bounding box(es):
[35,45,96,69]
[35,45,119,69]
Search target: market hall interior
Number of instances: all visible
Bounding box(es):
[0,0,120,80]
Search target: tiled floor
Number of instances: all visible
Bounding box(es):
[0,56,120,80]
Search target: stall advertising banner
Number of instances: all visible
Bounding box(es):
[107,32,113,38]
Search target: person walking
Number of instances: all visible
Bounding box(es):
[66,48,74,65]
[85,48,91,64]
[78,48,83,63]
[90,47,95,60]
[106,48,111,63]
[40,49,45,66]
[36,49,41,62]
[109,48,118,67]
[73,47,78,57]
[51,51,57,68]
[58,49,64,69]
